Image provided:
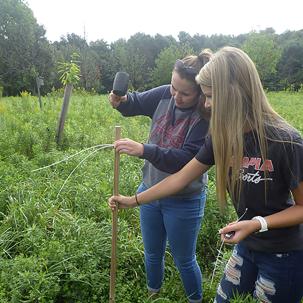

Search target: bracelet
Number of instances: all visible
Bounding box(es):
[134,193,140,206]
[252,216,268,232]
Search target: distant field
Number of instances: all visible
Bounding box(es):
[0,91,302,302]
[267,91,303,133]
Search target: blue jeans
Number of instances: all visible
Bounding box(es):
[137,183,206,303]
[215,243,303,303]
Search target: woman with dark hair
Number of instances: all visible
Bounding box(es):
[108,49,212,302]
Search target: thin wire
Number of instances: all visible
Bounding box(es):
[210,208,248,286]
[32,144,114,172]
[56,145,113,198]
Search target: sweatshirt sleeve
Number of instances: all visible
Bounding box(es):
[141,119,209,173]
[116,85,171,118]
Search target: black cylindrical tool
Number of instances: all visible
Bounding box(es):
[112,72,129,96]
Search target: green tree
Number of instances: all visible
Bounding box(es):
[110,33,177,91]
[89,39,112,93]
[178,31,193,47]
[110,38,148,91]
[149,44,194,87]
[242,31,281,88]
[0,0,53,95]
[110,39,128,77]
[178,31,241,54]
[53,34,89,89]
[277,43,303,90]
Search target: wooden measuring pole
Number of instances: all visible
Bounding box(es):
[109,126,121,303]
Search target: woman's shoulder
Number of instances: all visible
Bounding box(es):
[266,124,302,144]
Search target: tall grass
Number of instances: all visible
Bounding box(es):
[0,91,302,302]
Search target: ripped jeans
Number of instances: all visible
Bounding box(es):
[215,243,303,303]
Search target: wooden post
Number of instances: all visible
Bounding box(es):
[109,126,121,303]
[56,83,73,145]
[36,77,42,109]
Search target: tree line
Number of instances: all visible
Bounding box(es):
[1,0,303,97]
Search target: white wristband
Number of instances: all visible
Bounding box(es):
[252,216,268,232]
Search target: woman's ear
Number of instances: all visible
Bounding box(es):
[199,93,206,103]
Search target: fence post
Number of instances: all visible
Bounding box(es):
[109,126,121,303]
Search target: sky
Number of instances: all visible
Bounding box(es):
[25,0,303,44]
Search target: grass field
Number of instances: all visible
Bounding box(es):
[0,91,302,302]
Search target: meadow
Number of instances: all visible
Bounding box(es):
[0,90,302,302]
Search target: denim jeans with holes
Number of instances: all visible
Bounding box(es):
[215,243,303,303]
[137,182,206,303]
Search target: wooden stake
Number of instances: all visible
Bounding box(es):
[109,126,121,303]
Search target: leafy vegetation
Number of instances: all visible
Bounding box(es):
[1,91,302,302]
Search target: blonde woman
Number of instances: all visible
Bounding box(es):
[109,47,303,303]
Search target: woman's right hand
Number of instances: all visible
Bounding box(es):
[108,195,137,210]
[114,138,144,157]
[108,91,127,108]
[219,220,260,244]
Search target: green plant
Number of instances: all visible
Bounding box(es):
[0,92,302,302]
[20,90,32,98]
[57,53,81,86]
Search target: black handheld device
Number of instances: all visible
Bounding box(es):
[112,72,129,96]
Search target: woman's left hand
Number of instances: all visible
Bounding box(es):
[108,194,137,210]
[114,138,144,157]
[219,220,260,244]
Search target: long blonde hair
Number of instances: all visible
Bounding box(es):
[196,46,295,208]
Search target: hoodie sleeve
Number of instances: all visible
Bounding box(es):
[116,85,171,118]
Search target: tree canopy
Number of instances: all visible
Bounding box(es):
[0,0,302,96]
